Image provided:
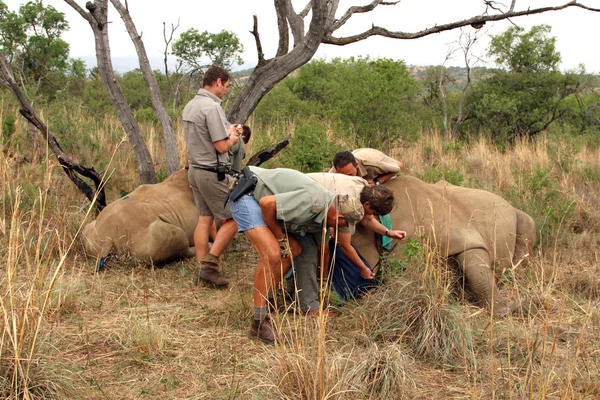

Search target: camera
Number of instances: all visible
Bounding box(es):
[216,164,226,181]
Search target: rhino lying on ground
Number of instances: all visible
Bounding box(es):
[82,169,198,265]
[352,175,537,317]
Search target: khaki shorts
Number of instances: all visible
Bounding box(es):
[188,168,233,220]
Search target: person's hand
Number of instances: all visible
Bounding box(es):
[386,230,407,241]
[278,237,292,258]
[360,267,375,280]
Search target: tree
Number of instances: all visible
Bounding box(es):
[423,29,482,140]
[226,1,600,125]
[465,25,582,140]
[488,24,560,73]
[59,0,600,183]
[172,29,243,72]
[286,57,418,146]
[64,0,156,184]
[110,0,179,176]
[0,52,107,213]
[0,0,70,92]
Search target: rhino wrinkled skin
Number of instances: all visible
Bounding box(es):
[82,169,198,264]
[352,175,536,317]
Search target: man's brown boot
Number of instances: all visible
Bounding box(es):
[248,317,279,345]
[193,253,229,287]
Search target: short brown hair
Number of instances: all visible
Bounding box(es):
[203,65,230,87]
[242,125,252,144]
[333,151,357,169]
[360,185,394,215]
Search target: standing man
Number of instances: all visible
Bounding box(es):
[230,166,364,344]
[330,148,403,185]
[183,65,240,287]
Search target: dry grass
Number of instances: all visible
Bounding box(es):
[1,111,599,399]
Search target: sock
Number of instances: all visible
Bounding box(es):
[253,305,268,321]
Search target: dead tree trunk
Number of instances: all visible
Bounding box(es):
[110,0,179,176]
[63,0,156,184]
[0,53,107,213]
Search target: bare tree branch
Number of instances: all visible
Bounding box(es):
[285,0,306,46]
[110,0,179,175]
[332,0,399,31]
[0,53,106,213]
[323,2,600,45]
[274,0,289,56]
[64,0,156,184]
[63,0,92,21]
[251,15,267,67]
[298,1,311,18]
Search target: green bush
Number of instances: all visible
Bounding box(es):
[416,167,465,186]
[2,112,16,144]
[504,167,576,246]
[278,120,342,172]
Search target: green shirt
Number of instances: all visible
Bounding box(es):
[249,166,335,236]
[229,140,246,172]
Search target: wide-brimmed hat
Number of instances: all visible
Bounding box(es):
[336,194,364,234]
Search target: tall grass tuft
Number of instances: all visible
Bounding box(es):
[0,147,86,398]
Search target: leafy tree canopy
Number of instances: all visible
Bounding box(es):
[285,57,419,146]
[489,24,560,74]
[172,29,243,71]
[0,0,71,89]
[465,25,582,141]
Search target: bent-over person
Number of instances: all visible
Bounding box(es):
[330,148,403,185]
[230,166,364,344]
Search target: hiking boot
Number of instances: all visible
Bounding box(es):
[248,317,279,345]
[193,253,229,287]
[194,268,229,287]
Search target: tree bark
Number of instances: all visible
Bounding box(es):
[228,0,333,123]
[0,53,107,213]
[64,0,156,184]
[110,0,179,176]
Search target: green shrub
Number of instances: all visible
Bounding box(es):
[505,167,576,246]
[278,120,342,172]
[2,112,16,143]
[416,167,464,186]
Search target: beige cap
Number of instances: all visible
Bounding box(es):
[336,194,364,234]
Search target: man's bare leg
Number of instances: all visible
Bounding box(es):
[208,218,237,258]
[244,226,300,344]
[194,215,231,286]
[194,216,213,261]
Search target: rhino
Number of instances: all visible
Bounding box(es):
[352,175,537,317]
[81,169,199,265]
[81,139,292,266]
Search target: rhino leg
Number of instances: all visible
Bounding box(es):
[456,248,514,318]
[514,209,536,264]
[133,220,191,264]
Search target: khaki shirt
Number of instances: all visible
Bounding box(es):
[329,148,400,183]
[182,89,230,168]
[249,166,335,236]
[307,172,368,234]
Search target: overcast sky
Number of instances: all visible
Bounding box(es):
[4,0,600,73]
